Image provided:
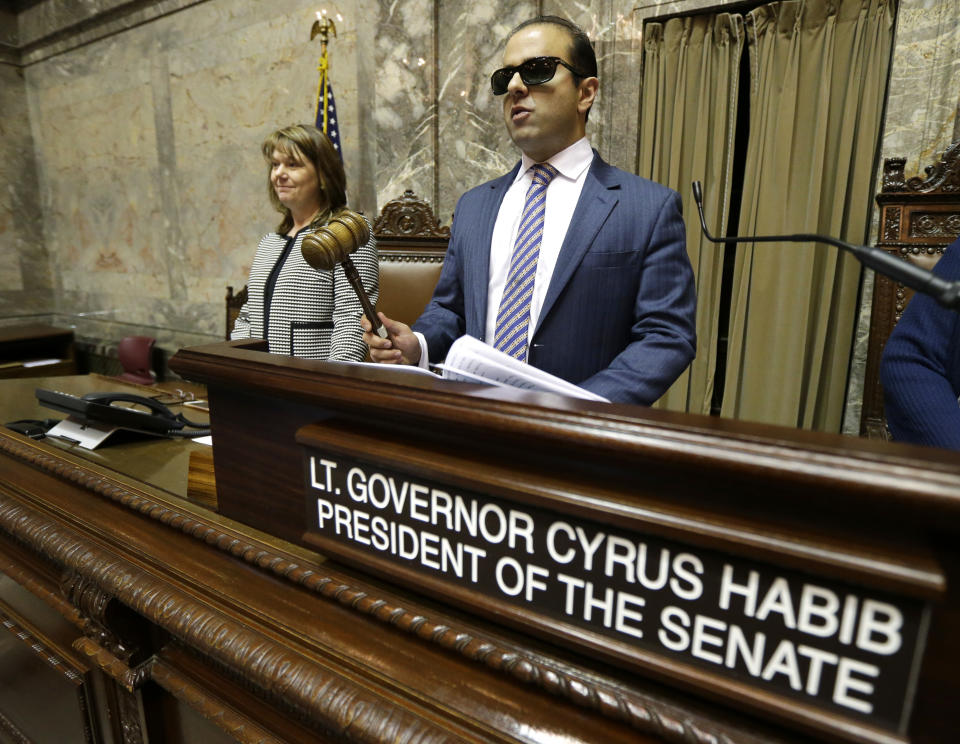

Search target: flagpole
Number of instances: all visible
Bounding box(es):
[311,10,337,134]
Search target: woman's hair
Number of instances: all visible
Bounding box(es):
[261,124,347,234]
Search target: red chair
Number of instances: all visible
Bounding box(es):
[117,336,156,385]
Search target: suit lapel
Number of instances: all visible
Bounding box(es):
[536,155,620,330]
[466,165,518,336]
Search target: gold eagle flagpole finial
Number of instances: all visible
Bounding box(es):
[311,10,338,134]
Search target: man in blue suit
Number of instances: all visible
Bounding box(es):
[364,15,696,406]
[880,236,960,450]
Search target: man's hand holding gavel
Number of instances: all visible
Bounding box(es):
[361,312,422,365]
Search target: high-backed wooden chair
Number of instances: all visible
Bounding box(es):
[224,192,448,340]
[860,140,960,439]
[372,190,449,327]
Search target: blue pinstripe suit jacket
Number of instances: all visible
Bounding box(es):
[413,153,697,406]
[881,236,960,450]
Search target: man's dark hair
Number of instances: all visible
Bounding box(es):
[508,16,597,78]
[508,16,597,120]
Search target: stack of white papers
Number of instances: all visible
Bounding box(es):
[339,337,608,402]
[435,336,608,402]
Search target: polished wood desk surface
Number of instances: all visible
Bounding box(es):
[0,373,208,500]
[0,323,73,344]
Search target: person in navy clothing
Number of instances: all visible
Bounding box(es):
[880,235,960,450]
[363,16,696,406]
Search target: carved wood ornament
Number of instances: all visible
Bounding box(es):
[372,190,450,238]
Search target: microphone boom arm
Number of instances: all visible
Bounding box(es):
[691,181,960,311]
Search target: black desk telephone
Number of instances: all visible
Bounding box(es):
[34,389,210,437]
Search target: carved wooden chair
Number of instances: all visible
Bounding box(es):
[372,190,449,327]
[860,140,960,438]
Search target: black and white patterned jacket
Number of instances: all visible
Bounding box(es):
[231,223,378,361]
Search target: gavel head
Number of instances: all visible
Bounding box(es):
[301,209,371,271]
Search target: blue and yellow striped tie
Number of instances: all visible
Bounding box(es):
[493,163,559,362]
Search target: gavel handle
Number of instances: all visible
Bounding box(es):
[341,257,388,339]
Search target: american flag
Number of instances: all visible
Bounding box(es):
[316,66,343,162]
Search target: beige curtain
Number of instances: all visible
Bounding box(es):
[638,14,744,414]
[721,0,894,430]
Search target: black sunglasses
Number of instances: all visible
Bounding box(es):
[490,56,586,95]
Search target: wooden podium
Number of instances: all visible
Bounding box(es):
[1,341,958,744]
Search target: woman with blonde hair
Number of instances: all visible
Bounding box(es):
[232,124,377,360]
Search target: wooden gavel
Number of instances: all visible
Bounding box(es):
[301,211,388,339]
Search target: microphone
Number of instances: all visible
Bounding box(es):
[691,181,960,311]
[301,210,389,339]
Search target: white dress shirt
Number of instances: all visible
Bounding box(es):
[416,137,594,366]
[484,137,594,346]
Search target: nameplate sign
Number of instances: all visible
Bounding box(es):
[301,449,929,735]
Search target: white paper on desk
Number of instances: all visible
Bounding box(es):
[439,335,609,402]
[432,364,508,387]
[23,358,62,368]
[47,417,117,449]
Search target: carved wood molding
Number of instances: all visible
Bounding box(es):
[882,205,901,240]
[114,685,146,744]
[0,435,778,744]
[379,250,444,263]
[151,660,286,744]
[72,636,152,692]
[0,601,84,683]
[0,708,32,744]
[896,243,949,258]
[909,212,960,238]
[0,543,85,630]
[0,490,463,744]
[61,571,131,659]
[0,587,98,744]
[881,157,907,192]
[373,190,450,238]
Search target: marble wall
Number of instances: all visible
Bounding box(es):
[0,8,18,50]
[1,0,958,427]
[3,0,377,350]
[0,61,50,322]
